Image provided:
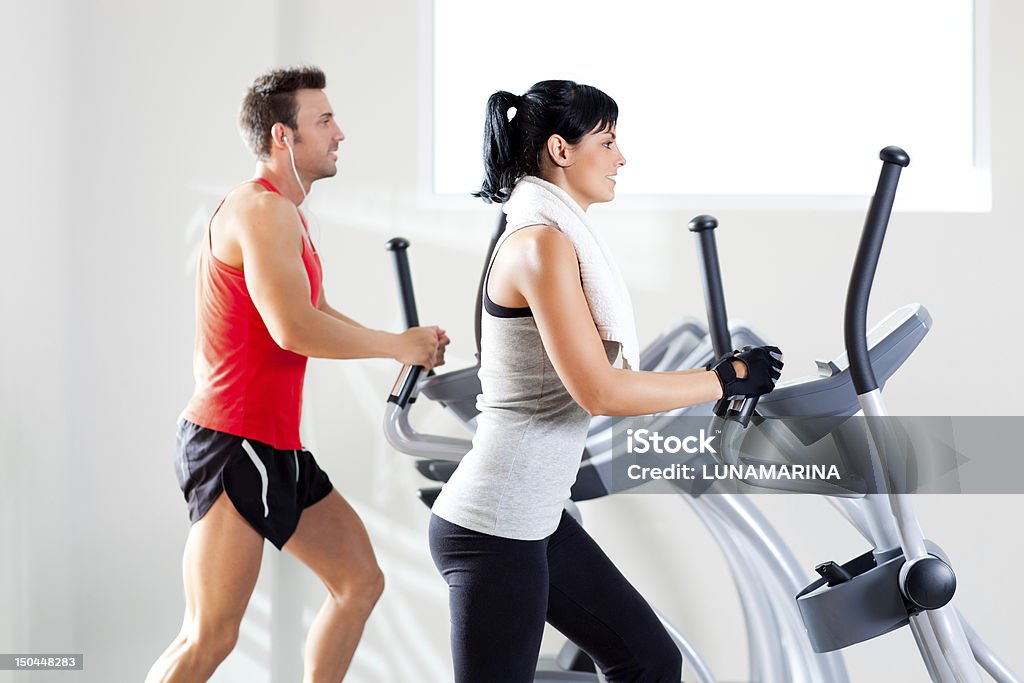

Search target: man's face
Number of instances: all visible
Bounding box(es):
[291,89,345,181]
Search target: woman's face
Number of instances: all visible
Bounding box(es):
[560,125,626,210]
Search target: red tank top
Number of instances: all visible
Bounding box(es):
[182,178,323,449]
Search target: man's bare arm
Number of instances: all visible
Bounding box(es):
[315,269,451,367]
[236,194,439,366]
[317,293,366,328]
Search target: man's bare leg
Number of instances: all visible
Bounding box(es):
[145,494,265,682]
[284,490,384,683]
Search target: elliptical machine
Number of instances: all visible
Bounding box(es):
[785,148,1017,682]
[380,148,1020,682]
[692,147,1020,682]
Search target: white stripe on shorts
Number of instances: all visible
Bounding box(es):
[294,450,299,483]
[241,439,270,518]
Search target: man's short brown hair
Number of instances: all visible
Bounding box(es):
[238,66,326,160]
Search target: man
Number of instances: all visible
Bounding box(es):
[146,66,447,683]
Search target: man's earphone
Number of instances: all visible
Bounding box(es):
[279,126,292,148]
[275,126,306,202]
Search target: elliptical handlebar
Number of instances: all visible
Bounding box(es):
[687,215,732,357]
[388,364,423,409]
[687,214,759,423]
[382,238,471,458]
[844,146,910,396]
[385,237,425,409]
[385,237,421,328]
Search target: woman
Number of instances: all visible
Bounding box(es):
[429,80,783,682]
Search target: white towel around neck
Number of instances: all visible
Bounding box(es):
[501,175,640,370]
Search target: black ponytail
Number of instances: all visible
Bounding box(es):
[473,80,618,204]
[474,91,521,204]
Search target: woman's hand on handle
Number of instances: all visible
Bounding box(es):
[710,345,784,399]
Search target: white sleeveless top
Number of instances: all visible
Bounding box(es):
[431,226,619,540]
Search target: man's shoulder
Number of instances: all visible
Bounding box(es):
[223,182,296,220]
[218,183,302,237]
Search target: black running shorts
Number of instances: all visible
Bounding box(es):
[174,419,334,549]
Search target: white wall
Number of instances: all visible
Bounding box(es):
[0,1,75,677]
[1,1,1022,682]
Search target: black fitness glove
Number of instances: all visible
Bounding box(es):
[711,345,784,399]
[704,350,737,371]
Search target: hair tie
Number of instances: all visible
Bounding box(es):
[507,94,522,123]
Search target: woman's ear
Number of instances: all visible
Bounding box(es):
[545,134,573,168]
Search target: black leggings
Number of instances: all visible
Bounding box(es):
[429,511,682,683]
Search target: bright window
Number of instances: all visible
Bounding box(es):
[433,0,989,211]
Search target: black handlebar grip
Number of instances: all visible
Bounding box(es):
[389,365,423,408]
[687,215,732,358]
[880,146,910,167]
[385,237,429,404]
[844,147,909,395]
[843,148,909,395]
[687,214,719,233]
[689,215,764,426]
[386,237,420,330]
